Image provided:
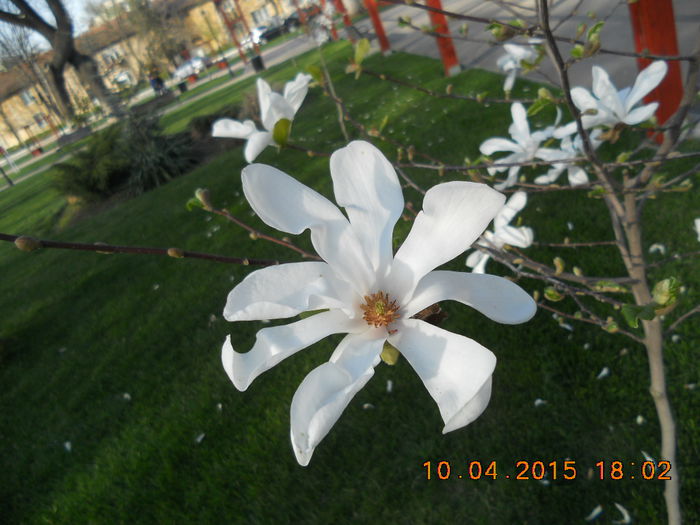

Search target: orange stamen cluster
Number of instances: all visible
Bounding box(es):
[360,291,400,327]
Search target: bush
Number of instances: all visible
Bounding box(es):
[187,104,242,140]
[53,113,196,202]
[52,126,131,202]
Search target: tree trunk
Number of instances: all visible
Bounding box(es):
[70,52,122,116]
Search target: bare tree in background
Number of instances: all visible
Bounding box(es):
[0,0,121,120]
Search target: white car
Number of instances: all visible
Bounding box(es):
[241,26,268,50]
[172,57,207,82]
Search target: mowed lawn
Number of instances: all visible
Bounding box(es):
[0,41,698,524]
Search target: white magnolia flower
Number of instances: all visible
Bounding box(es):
[466,191,534,273]
[222,141,536,465]
[480,103,564,190]
[534,130,601,186]
[212,73,313,162]
[497,43,537,94]
[554,61,668,138]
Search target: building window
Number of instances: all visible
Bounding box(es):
[33,113,46,128]
[20,89,36,106]
[251,8,269,25]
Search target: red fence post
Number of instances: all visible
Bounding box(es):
[334,0,355,42]
[425,0,460,76]
[627,0,683,125]
[363,0,391,55]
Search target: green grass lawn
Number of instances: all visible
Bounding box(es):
[0,41,698,524]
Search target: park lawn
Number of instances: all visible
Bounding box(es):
[0,41,698,524]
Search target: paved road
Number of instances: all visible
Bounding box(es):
[354,0,699,87]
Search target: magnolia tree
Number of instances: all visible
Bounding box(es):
[2,1,698,523]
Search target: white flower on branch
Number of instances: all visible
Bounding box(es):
[221,141,536,465]
[466,191,534,273]
[480,103,565,190]
[212,73,313,162]
[534,131,601,186]
[554,61,668,138]
[497,43,537,94]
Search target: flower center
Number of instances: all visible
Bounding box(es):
[360,291,400,327]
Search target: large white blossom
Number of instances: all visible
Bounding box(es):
[466,191,533,273]
[212,73,312,162]
[554,61,668,138]
[221,141,536,465]
[480,103,564,190]
[497,43,536,94]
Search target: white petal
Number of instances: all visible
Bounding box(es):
[290,332,383,466]
[570,87,598,112]
[623,103,658,126]
[403,271,536,324]
[223,262,355,321]
[585,504,603,521]
[503,69,516,93]
[592,66,625,119]
[612,503,632,524]
[509,103,531,146]
[479,137,521,155]
[211,118,258,139]
[222,309,360,391]
[329,141,403,276]
[553,121,579,139]
[624,61,667,112]
[503,43,533,62]
[283,72,313,113]
[261,92,295,132]
[388,319,496,433]
[244,131,273,162]
[567,166,589,186]
[497,225,534,248]
[242,164,374,292]
[534,168,562,185]
[494,191,527,230]
[494,165,521,191]
[466,250,490,274]
[388,182,505,302]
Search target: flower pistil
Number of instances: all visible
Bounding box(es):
[360,291,400,327]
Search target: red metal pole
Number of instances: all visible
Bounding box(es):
[213,0,248,64]
[333,0,355,42]
[627,0,682,126]
[425,0,460,76]
[363,0,391,55]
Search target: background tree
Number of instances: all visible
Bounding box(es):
[0,0,121,119]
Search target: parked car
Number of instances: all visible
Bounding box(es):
[172,57,207,81]
[241,26,268,50]
[260,24,286,42]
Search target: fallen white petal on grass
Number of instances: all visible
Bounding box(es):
[567,221,574,231]
[216,403,223,411]
[584,504,603,521]
[362,403,375,410]
[386,379,393,393]
[534,398,547,407]
[636,415,645,425]
[684,383,697,390]
[63,441,72,452]
[122,392,131,401]
[596,367,610,380]
[195,433,206,444]
[694,218,700,242]
[648,243,666,255]
[641,450,656,464]
[671,334,681,343]
[613,503,632,524]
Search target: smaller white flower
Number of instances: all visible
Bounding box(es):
[534,131,601,186]
[497,43,537,94]
[467,191,534,273]
[555,61,668,138]
[480,103,564,190]
[212,73,313,162]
